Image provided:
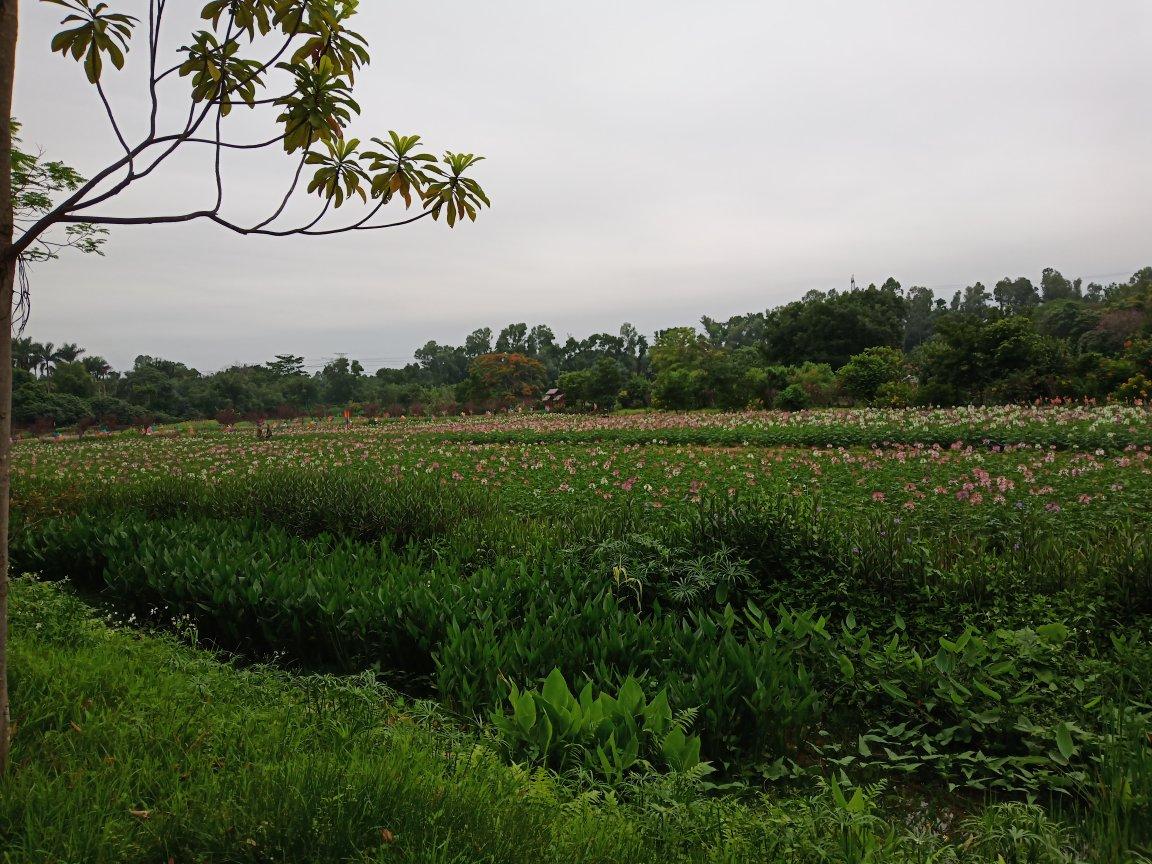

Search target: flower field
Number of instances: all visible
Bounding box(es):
[6,404,1152,862]
[17,405,1152,532]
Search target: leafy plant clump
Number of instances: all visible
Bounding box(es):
[492,669,706,783]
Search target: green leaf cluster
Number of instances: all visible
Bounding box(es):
[492,669,705,782]
[43,0,491,224]
[46,0,137,83]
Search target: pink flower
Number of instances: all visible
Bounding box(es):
[872,491,886,502]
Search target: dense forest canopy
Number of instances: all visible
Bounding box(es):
[14,265,1152,427]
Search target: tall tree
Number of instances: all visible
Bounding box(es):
[265,353,305,377]
[463,327,493,359]
[462,351,546,407]
[993,277,1039,314]
[495,322,528,354]
[0,0,489,774]
[10,334,32,370]
[1041,268,1077,303]
[33,339,60,377]
[903,286,937,350]
[54,340,83,362]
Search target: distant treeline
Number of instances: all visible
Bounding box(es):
[13,266,1152,427]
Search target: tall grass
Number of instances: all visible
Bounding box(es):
[3,578,1069,864]
[0,579,702,863]
[7,457,1150,861]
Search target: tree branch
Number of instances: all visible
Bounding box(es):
[252,147,310,230]
[4,0,452,266]
[147,0,167,139]
[61,207,435,236]
[95,80,132,162]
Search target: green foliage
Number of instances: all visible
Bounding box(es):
[961,803,1078,864]
[558,357,627,411]
[178,29,265,113]
[10,119,107,261]
[9,579,1099,863]
[590,532,753,610]
[763,283,907,369]
[48,360,96,398]
[617,373,652,408]
[773,382,809,410]
[0,580,722,863]
[8,412,1152,860]
[838,347,907,403]
[425,151,490,227]
[462,352,548,408]
[362,131,440,207]
[46,0,138,83]
[40,0,489,233]
[492,669,705,782]
[14,263,1152,424]
[12,383,91,425]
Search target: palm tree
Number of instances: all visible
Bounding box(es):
[33,342,65,382]
[33,341,51,377]
[82,355,113,395]
[11,337,36,372]
[55,342,85,363]
[82,355,111,380]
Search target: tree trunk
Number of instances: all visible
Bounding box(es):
[0,0,19,777]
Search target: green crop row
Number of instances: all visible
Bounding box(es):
[15,461,1152,629]
[12,497,1151,811]
[428,415,1152,451]
[13,577,1124,864]
[440,425,1151,451]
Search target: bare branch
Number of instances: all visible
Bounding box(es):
[252,148,311,230]
[61,207,436,236]
[224,207,437,236]
[95,80,132,161]
[58,211,215,226]
[181,132,289,151]
[147,0,167,138]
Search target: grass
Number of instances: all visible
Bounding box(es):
[5,408,1152,862]
[3,577,1099,864]
[0,578,703,863]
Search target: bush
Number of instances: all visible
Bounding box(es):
[1116,374,1151,403]
[618,374,652,408]
[913,381,962,407]
[873,380,916,407]
[0,579,720,864]
[837,347,906,403]
[86,394,148,427]
[773,383,809,411]
[492,669,705,781]
[12,384,93,426]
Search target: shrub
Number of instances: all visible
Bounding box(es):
[773,383,809,411]
[492,669,706,782]
[838,347,907,403]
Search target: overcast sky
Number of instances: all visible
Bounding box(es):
[14,0,1152,372]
